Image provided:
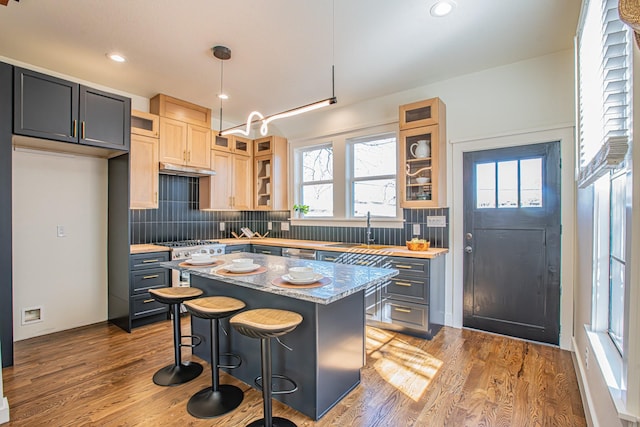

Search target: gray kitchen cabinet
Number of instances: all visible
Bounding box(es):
[110,251,170,332]
[317,250,445,339]
[316,251,389,322]
[225,244,251,254]
[14,67,131,151]
[0,61,13,367]
[251,244,282,256]
[380,255,445,338]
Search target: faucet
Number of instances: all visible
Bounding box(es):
[366,211,374,245]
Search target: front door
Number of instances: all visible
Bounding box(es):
[463,141,561,344]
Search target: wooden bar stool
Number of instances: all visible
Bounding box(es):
[230,308,303,427]
[183,296,246,418]
[149,287,204,386]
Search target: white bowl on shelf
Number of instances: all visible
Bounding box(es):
[415,177,430,185]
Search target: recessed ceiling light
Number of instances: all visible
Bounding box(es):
[218,94,229,100]
[107,53,126,63]
[430,0,455,17]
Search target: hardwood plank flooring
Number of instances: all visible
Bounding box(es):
[2,319,586,426]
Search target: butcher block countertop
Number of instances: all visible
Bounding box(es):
[219,237,448,259]
[131,239,448,259]
[130,244,170,254]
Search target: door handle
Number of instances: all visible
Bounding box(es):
[465,246,473,253]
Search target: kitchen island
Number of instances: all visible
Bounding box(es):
[162,253,398,420]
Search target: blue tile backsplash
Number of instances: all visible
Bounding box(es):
[130,175,449,248]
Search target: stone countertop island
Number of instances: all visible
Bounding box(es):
[162,252,398,421]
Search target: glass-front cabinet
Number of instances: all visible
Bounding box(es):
[398,97,446,208]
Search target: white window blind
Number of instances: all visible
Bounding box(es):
[577,0,630,188]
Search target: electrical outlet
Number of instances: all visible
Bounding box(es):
[219,222,225,231]
[267,222,273,230]
[281,222,290,231]
[412,224,421,235]
[56,225,65,237]
[427,216,447,227]
[585,346,589,370]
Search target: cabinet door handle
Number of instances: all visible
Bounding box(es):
[142,259,160,263]
[72,120,77,138]
[394,307,412,313]
[260,251,271,254]
[183,150,187,162]
[143,274,159,279]
[154,192,158,204]
[325,257,336,261]
[395,264,413,269]
[395,281,412,287]
[143,299,155,303]
[81,121,86,139]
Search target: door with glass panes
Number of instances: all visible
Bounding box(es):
[463,141,561,344]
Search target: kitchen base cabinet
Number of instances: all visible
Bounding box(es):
[110,251,170,332]
[252,244,282,256]
[225,244,251,254]
[317,250,445,339]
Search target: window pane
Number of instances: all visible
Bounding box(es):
[609,258,625,352]
[302,147,333,182]
[353,137,396,177]
[354,179,396,217]
[610,173,626,259]
[520,158,542,207]
[476,162,496,209]
[498,160,518,208]
[302,183,333,217]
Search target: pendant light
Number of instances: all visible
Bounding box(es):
[220,1,337,137]
[212,45,231,135]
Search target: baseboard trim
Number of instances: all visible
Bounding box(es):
[0,396,10,424]
[572,336,597,427]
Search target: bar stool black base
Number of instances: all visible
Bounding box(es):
[247,417,297,427]
[187,384,244,418]
[153,362,203,386]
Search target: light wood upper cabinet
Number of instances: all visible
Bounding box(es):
[130,134,159,209]
[212,134,253,156]
[158,117,211,168]
[186,124,211,169]
[398,97,446,208]
[151,93,212,169]
[200,148,252,210]
[254,136,287,210]
[158,117,187,164]
[131,110,159,138]
[399,97,444,130]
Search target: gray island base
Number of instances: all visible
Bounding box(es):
[163,253,398,421]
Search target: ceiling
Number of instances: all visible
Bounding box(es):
[0,0,581,128]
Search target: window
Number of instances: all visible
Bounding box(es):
[475,158,543,209]
[578,0,631,358]
[292,124,399,221]
[300,145,333,217]
[349,134,397,217]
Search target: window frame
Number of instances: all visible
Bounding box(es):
[298,143,334,217]
[290,123,403,226]
[346,132,399,218]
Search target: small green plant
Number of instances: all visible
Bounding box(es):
[293,204,309,214]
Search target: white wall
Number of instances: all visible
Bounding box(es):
[12,149,108,341]
[282,49,576,340]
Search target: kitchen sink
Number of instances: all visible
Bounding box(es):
[324,243,393,250]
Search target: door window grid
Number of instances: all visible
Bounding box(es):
[476,157,543,209]
[608,171,626,353]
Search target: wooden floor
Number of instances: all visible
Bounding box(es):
[2,318,586,426]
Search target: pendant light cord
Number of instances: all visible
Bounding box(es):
[219,60,224,134]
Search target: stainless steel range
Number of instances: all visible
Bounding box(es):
[155,240,226,287]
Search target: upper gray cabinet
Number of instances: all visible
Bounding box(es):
[13,67,131,151]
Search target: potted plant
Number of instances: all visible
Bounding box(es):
[293,204,309,218]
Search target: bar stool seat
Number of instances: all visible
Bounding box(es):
[149,287,204,386]
[231,308,303,427]
[183,296,246,419]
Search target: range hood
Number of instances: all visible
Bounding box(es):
[159,162,216,177]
